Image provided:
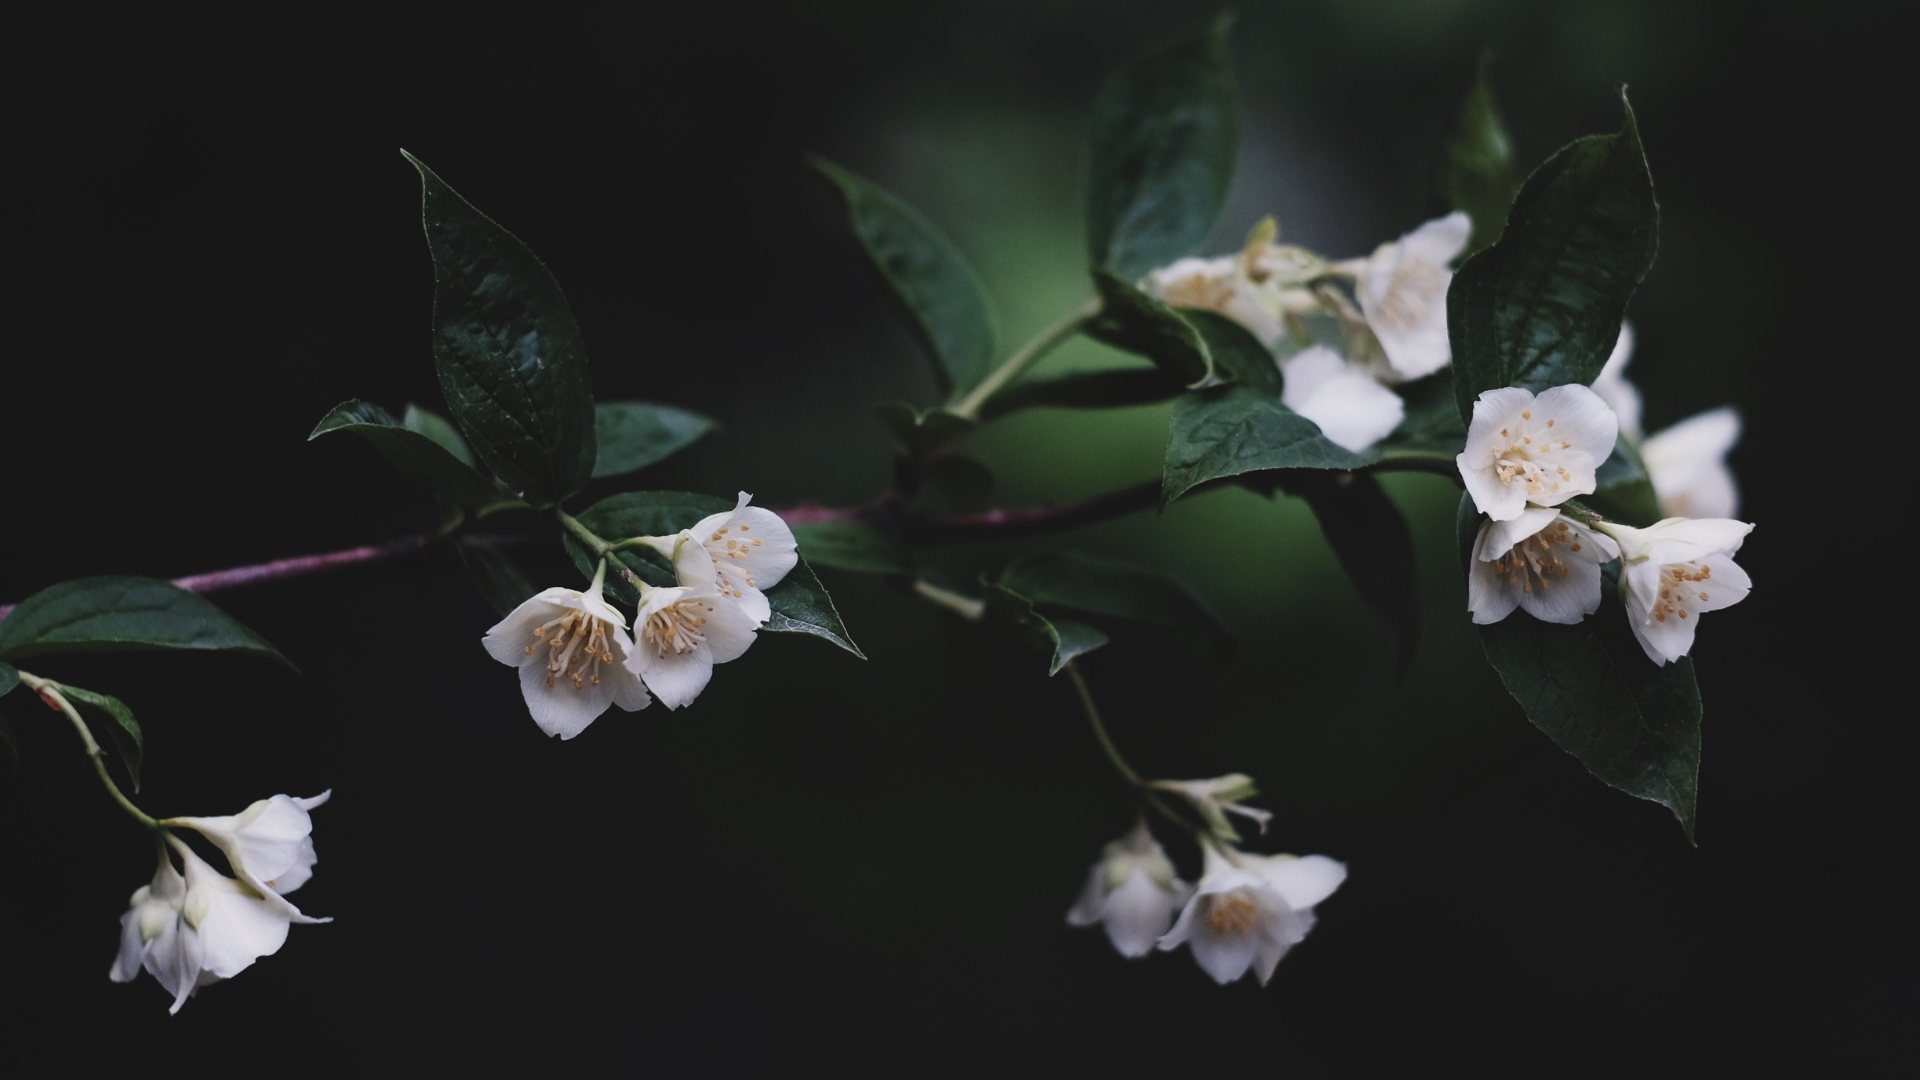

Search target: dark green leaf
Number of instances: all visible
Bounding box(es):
[0,578,288,668]
[1455,494,1700,839]
[1273,472,1419,673]
[405,152,597,508]
[1429,54,1518,257]
[921,454,994,513]
[455,539,539,616]
[0,661,16,700]
[1382,370,1467,454]
[1588,435,1663,526]
[576,490,733,547]
[1163,386,1377,506]
[1447,95,1659,425]
[982,582,1109,675]
[874,402,978,458]
[1086,15,1238,280]
[813,159,999,400]
[764,559,865,658]
[977,367,1184,421]
[58,684,143,793]
[1187,309,1281,396]
[1082,270,1212,385]
[561,537,663,609]
[592,401,718,479]
[311,400,523,515]
[403,403,476,466]
[997,550,1232,654]
[790,523,913,576]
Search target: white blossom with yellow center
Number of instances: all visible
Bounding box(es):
[633,492,800,626]
[1468,508,1621,625]
[1141,217,1328,348]
[164,791,332,920]
[483,572,650,739]
[1156,844,1345,986]
[1596,517,1754,665]
[1347,211,1471,380]
[1458,385,1619,521]
[623,579,761,710]
[1067,820,1194,958]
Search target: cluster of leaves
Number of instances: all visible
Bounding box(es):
[309,156,858,656]
[808,18,1695,833]
[0,579,285,788]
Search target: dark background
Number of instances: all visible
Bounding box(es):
[3,1,1904,1071]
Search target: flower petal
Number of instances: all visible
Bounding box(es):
[195,887,293,980]
[1183,896,1260,985]
[1530,384,1619,468]
[1066,865,1107,928]
[1253,854,1347,911]
[1280,346,1405,452]
[1099,869,1178,959]
[482,597,569,667]
[633,645,715,711]
[518,660,616,739]
[698,597,761,666]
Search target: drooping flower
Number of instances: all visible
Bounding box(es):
[1067,819,1194,958]
[1589,321,1644,442]
[1641,406,1741,520]
[164,792,333,917]
[630,492,799,626]
[1596,517,1754,665]
[1157,844,1346,986]
[1279,345,1406,452]
[1349,212,1471,380]
[622,579,762,710]
[1457,385,1619,521]
[1468,508,1621,625]
[1149,774,1272,841]
[110,850,198,1014]
[482,564,651,739]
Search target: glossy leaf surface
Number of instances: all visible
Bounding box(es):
[1086,16,1238,280]
[310,400,520,514]
[1430,56,1518,257]
[1447,96,1659,424]
[0,578,287,667]
[982,582,1109,676]
[59,683,143,792]
[790,523,914,576]
[1163,386,1376,506]
[1082,270,1211,385]
[592,401,718,479]
[815,159,999,400]
[407,152,596,508]
[403,403,476,466]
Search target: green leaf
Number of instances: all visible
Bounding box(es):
[455,539,538,617]
[1163,386,1377,506]
[1272,472,1420,673]
[977,367,1184,421]
[403,403,476,466]
[1186,309,1281,396]
[0,578,289,668]
[982,582,1110,675]
[1456,494,1700,839]
[790,523,913,576]
[1447,95,1659,425]
[57,684,144,793]
[593,401,718,479]
[921,454,994,513]
[571,492,864,658]
[1588,436,1663,526]
[311,400,523,515]
[813,159,999,400]
[405,152,597,508]
[1382,370,1467,454]
[1082,269,1212,385]
[0,661,16,701]
[1086,15,1238,281]
[874,402,978,458]
[763,559,866,659]
[1429,54,1518,257]
[997,550,1232,655]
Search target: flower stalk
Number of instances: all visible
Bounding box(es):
[949,296,1102,421]
[15,671,157,830]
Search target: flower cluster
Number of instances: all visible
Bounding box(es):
[1458,384,1754,664]
[1144,211,1471,452]
[484,493,799,736]
[114,792,332,1013]
[1068,777,1346,986]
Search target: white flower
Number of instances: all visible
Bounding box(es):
[635,492,800,626]
[1279,345,1406,452]
[164,792,333,916]
[1596,517,1754,665]
[1642,406,1741,520]
[1351,211,1471,380]
[622,580,762,709]
[1143,255,1286,347]
[112,838,318,1014]
[482,567,651,739]
[1157,844,1346,986]
[1468,508,1620,625]
[1149,774,1272,841]
[1066,820,1194,958]
[1457,385,1619,521]
[1589,321,1644,442]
